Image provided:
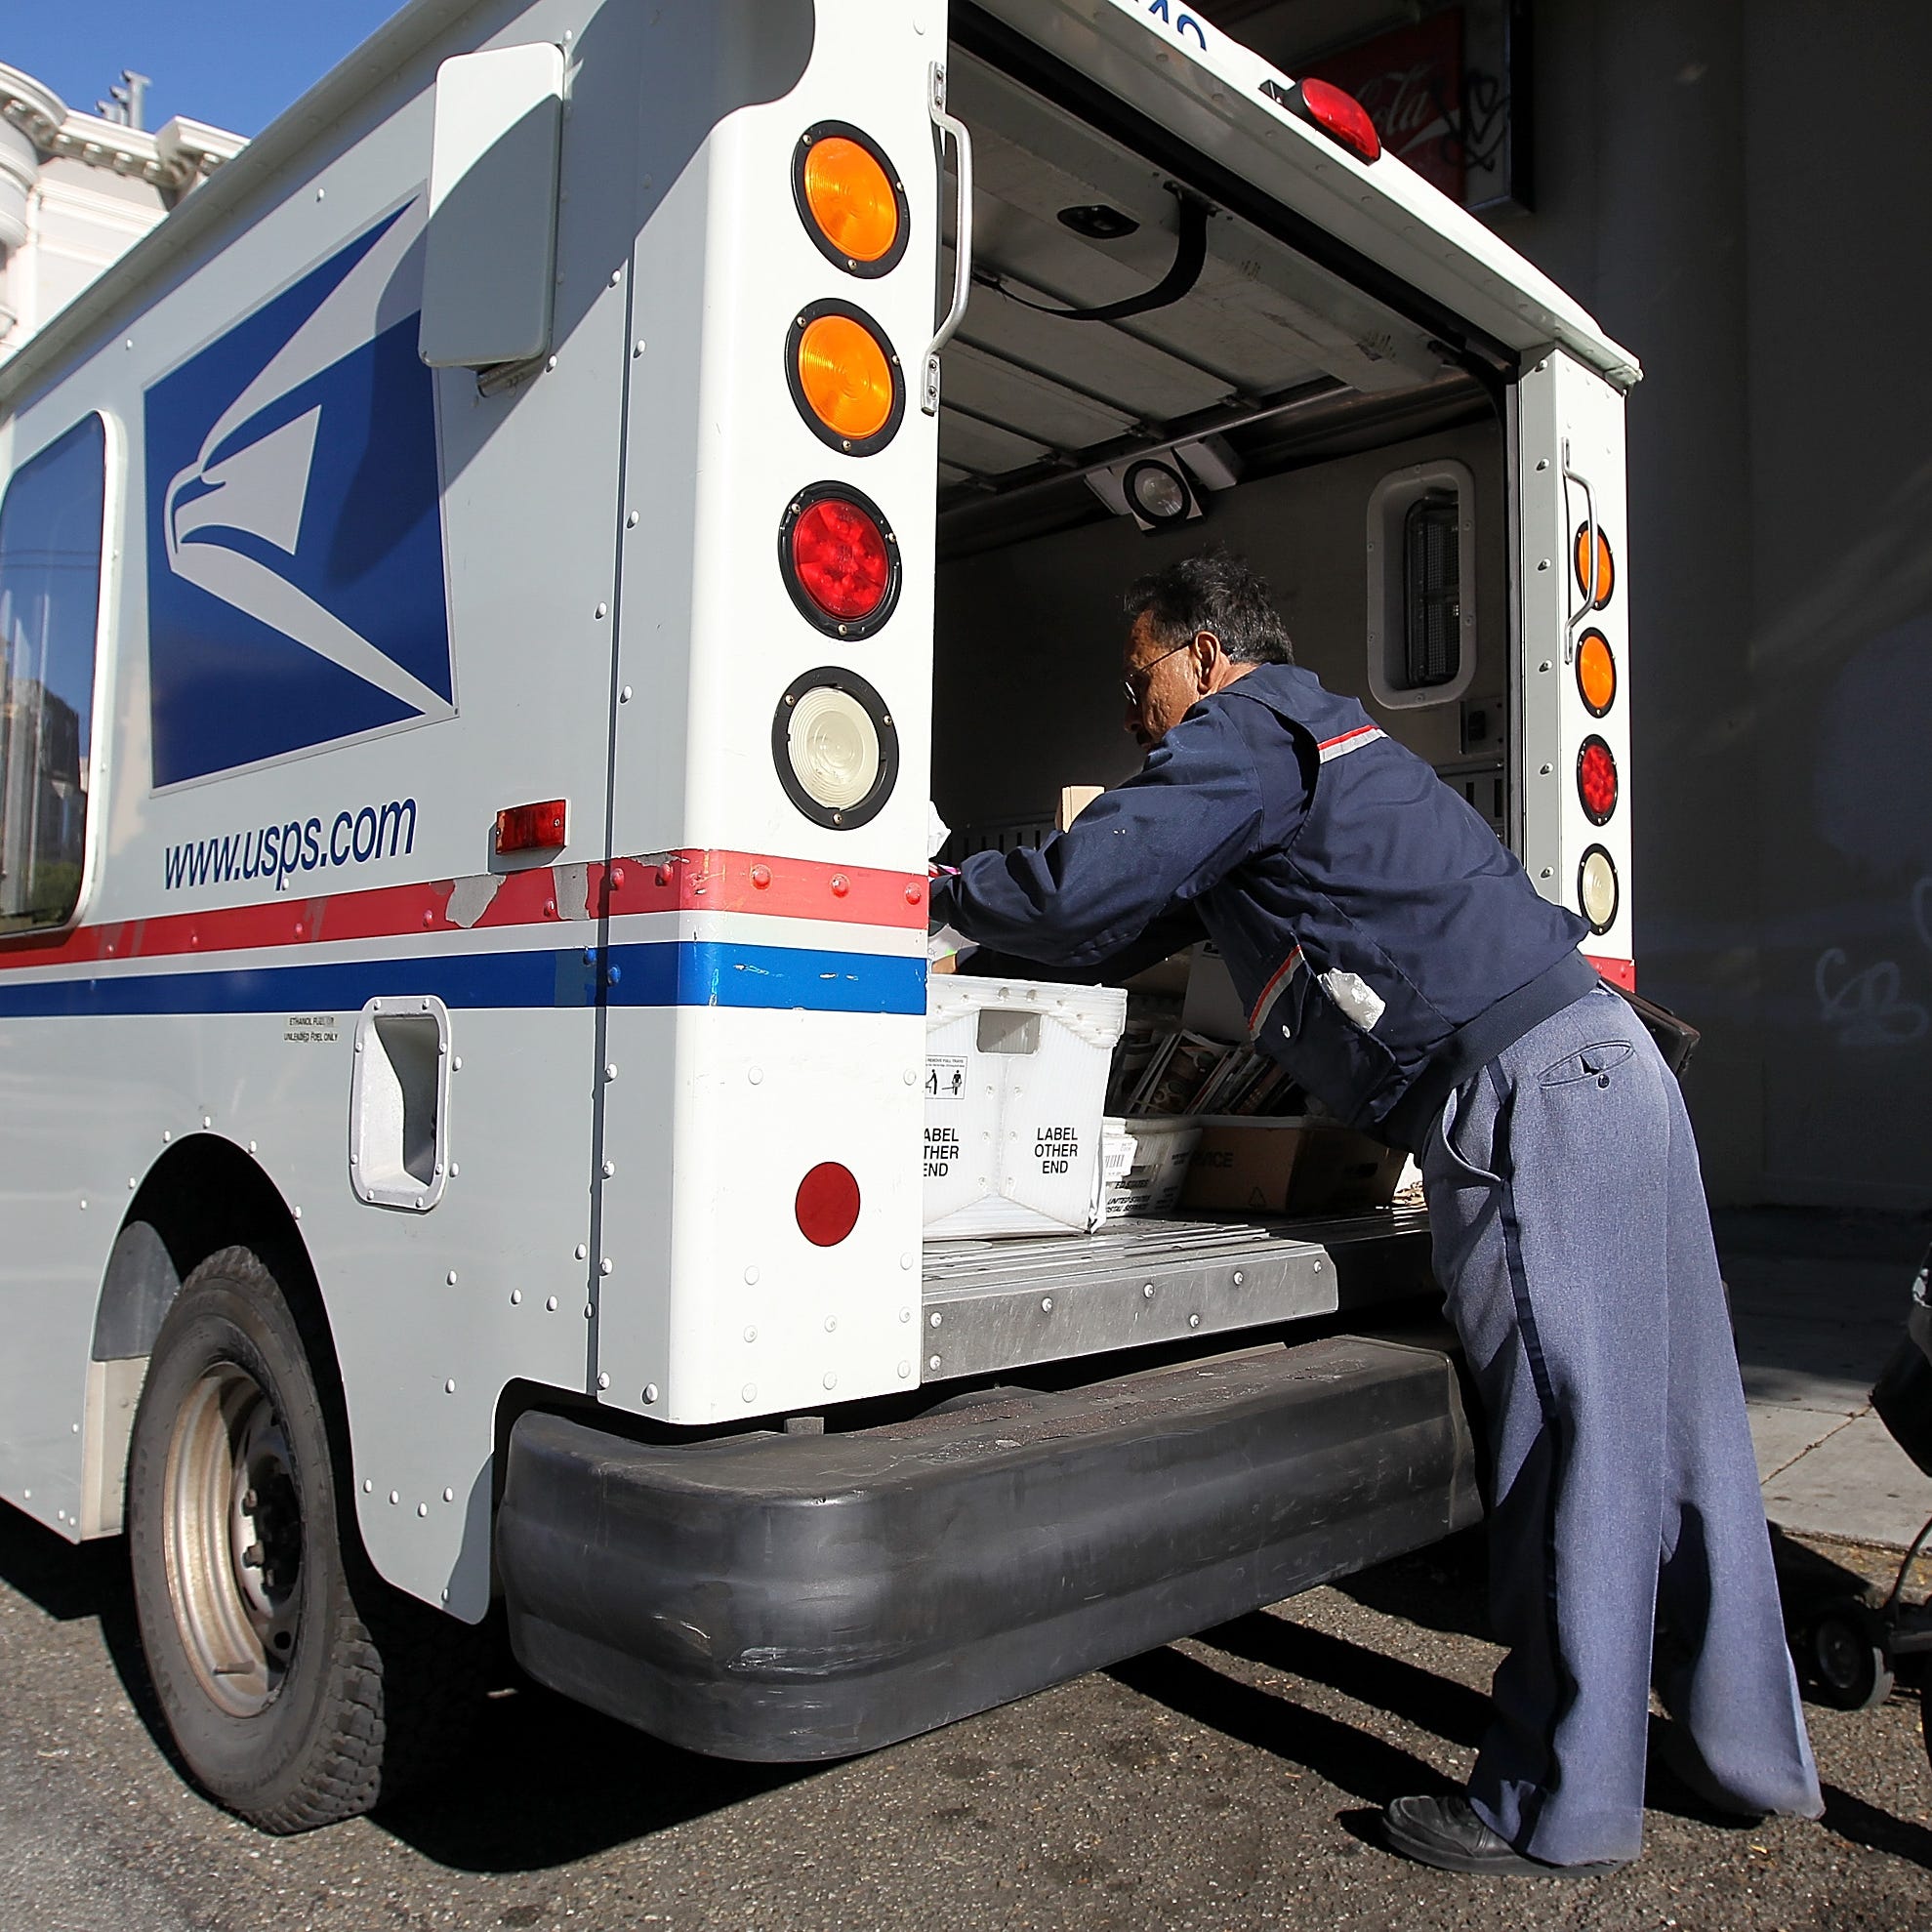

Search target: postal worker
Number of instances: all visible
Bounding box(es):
[926,547,1821,1875]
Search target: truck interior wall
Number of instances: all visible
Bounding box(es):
[930,418,1510,842]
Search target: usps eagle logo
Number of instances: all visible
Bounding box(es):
[144,200,453,787]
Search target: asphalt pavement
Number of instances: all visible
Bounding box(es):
[2,1501,1927,1932]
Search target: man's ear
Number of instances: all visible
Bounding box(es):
[1193,629,1222,689]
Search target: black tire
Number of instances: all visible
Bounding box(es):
[127,1244,475,1831]
[1805,1600,1895,1713]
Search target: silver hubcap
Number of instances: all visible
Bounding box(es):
[162,1364,304,1717]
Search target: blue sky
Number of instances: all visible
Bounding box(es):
[3,2,408,139]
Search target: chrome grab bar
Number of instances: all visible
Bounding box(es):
[923,61,973,417]
[1560,435,1598,666]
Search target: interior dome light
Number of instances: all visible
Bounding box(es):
[789,302,903,455]
[1124,458,1194,525]
[1577,630,1617,716]
[1286,77,1381,164]
[772,667,899,829]
[781,484,899,636]
[1058,203,1139,240]
[796,125,907,276]
[796,1161,861,1246]
[1578,735,1619,824]
[1574,524,1616,608]
[1579,844,1620,933]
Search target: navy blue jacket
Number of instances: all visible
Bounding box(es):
[929,664,1594,1149]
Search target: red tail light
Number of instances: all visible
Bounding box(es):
[1578,738,1618,825]
[780,484,901,637]
[1291,78,1380,164]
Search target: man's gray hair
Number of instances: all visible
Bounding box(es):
[1124,547,1295,665]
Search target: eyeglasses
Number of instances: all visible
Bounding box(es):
[1121,637,1195,707]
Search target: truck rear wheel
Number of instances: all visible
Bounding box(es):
[127,1244,462,1832]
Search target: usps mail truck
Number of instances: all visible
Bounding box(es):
[0,0,1637,1829]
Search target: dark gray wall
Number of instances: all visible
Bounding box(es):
[1499,0,1932,1205]
[1211,0,1932,1205]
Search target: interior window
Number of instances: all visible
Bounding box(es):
[0,415,106,934]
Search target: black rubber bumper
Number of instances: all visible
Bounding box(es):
[498,1335,1480,1761]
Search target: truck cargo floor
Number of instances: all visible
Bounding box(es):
[920,1209,1433,1378]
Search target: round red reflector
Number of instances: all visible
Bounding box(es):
[1295,77,1381,164]
[794,498,891,619]
[1578,736,1619,825]
[796,1162,861,1247]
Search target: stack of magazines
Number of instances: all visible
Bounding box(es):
[1105,1021,1305,1119]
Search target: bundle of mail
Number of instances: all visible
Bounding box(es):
[1106,1022,1315,1121]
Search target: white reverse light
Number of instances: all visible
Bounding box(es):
[1579,844,1619,933]
[772,668,899,828]
[790,685,878,808]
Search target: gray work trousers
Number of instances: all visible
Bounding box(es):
[1422,983,1823,1867]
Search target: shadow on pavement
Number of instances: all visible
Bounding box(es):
[1196,1609,1491,1749]
[1106,1639,1454,1809]
[372,1682,810,1871]
[1820,1781,1932,1870]
[0,1505,169,1750]
[1329,1528,1492,1642]
[0,1505,127,1623]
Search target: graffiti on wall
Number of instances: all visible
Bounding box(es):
[1808,612,1932,1050]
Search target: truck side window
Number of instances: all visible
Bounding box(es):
[1366,458,1476,712]
[0,415,105,935]
[1402,490,1460,688]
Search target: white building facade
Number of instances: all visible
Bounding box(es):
[0,63,243,364]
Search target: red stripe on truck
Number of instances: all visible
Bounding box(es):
[0,849,925,972]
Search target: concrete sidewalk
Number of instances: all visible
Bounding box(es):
[1716,1209,1932,1550]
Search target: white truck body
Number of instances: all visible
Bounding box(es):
[0,0,1638,1801]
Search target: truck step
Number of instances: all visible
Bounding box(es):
[920,1210,1434,1378]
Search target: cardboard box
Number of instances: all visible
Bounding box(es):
[1178,1119,1406,1216]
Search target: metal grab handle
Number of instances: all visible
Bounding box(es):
[1560,435,1597,666]
[923,61,973,417]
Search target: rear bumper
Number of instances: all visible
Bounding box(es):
[498,1335,1480,1761]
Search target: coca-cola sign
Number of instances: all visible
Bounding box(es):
[1302,2,1528,216]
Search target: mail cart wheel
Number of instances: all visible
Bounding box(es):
[128,1244,463,1831]
[1805,1599,1894,1712]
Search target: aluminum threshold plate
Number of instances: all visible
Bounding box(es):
[922,1216,1338,1381]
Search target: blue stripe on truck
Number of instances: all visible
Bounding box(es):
[0,941,925,1019]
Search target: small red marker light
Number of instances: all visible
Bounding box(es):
[751,864,772,889]
[1289,77,1380,164]
[796,1162,861,1247]
[495,800,568,854]
[905,881,923,905]
[831,874,850,897]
